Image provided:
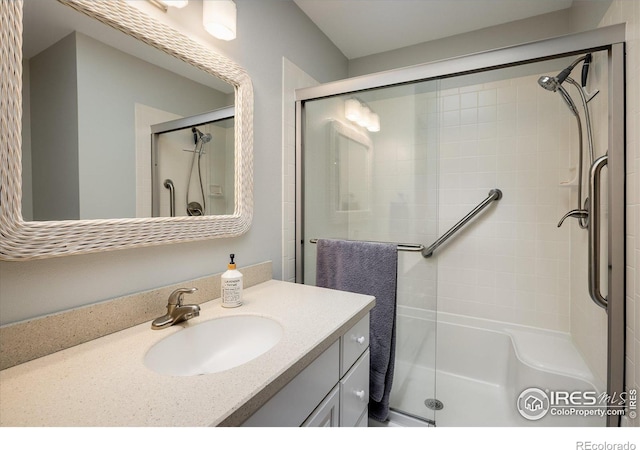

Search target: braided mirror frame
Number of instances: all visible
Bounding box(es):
[0,0,253,260]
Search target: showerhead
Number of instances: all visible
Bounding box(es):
[192,127,212,144]
[538,75,559,92]
[537,54,591,93]
[537,75,578,116]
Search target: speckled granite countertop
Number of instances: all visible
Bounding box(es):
[0,280,374,426]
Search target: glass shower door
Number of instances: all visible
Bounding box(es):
[301,80,440,424]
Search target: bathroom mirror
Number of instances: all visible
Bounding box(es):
[0,0,253,260]
[328,120,372,221]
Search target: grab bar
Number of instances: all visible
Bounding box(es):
[163,179,175,217]
[422,189,502,258]
[588,155,608,310]
[309,239,424,253]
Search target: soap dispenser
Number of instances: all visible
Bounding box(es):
[221,254,243,308]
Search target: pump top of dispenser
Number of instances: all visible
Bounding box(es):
[228,254,236,270]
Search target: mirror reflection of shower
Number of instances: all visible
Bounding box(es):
[186,127,212,216]
[151,107,236,218]
[537,54,599,229]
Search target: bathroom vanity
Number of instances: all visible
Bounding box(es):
[0,280,374,427]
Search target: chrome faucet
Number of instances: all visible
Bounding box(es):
[151,287,201,330]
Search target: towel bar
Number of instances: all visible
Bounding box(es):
[309,239,424,253]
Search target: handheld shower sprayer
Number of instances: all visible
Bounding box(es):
[186,127,211,216]
[537,54,590,93]
[538,53,597,230]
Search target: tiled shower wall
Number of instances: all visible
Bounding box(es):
[363,71,578,333]
[433,73,576,332]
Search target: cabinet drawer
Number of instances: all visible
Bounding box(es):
[302,385,340,427]
[340,313,369,377]
[340,349,370,427]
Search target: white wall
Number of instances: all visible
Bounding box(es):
[0,0,347,325]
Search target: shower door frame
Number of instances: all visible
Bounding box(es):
[295,24,626,427]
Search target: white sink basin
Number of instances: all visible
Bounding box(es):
[144,315,283,376]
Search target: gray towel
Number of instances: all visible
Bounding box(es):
[315,238,397,422]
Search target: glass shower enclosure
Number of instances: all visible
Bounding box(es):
[296,25,626,427]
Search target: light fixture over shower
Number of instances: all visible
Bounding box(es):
[345,98,380,132]
[203,0,237,41]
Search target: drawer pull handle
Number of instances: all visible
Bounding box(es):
[355,390,367,401]
[355,336,366,345]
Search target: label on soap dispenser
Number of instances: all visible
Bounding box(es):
[222,276,243,307]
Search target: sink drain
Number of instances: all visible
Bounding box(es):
[425,398,444,411]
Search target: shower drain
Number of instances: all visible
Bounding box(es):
[424,398,444,411]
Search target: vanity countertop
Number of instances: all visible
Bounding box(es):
[0,280,374,426]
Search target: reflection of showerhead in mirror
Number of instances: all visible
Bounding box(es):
[192,127,212,144]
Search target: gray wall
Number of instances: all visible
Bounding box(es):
[29,33,80,221]
[0,0,347,324]
[21,59,33,221]
[348,2,611,77]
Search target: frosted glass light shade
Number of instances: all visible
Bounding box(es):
[203,0,237,41]
[345,98,380,132]
[356,106,370,127]
[159,0,188,8]
[345,99,361,122]
[367,113,380,132]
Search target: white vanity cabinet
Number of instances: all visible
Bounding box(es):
[242,313,370,427]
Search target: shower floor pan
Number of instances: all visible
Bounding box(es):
[390,311,604,427]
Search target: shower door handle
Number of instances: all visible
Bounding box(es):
[588,155,608,310]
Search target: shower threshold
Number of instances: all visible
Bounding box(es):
[368,409,434,427]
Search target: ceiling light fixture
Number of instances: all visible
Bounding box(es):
[203,0,237,41]
[147,0,188,12]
